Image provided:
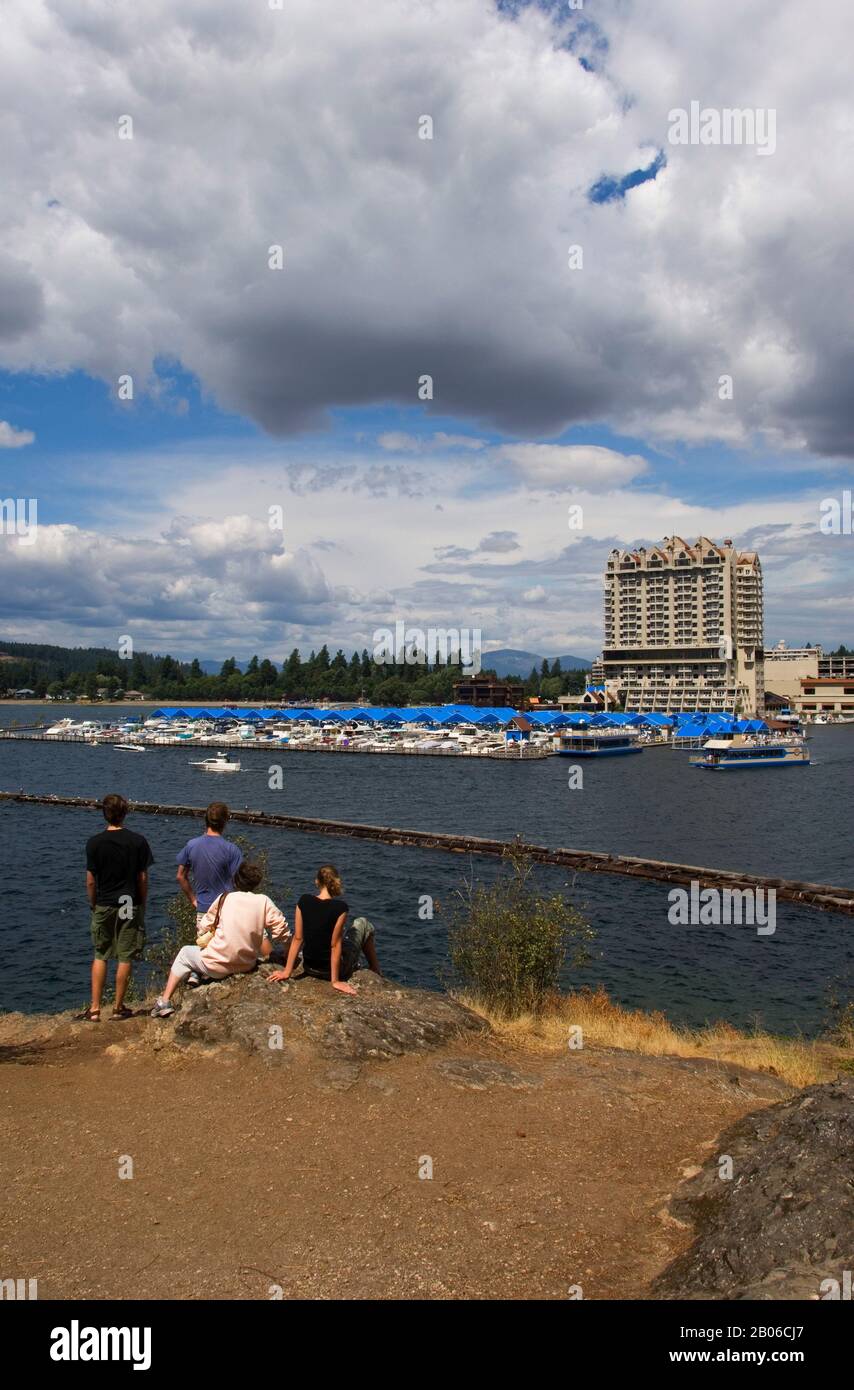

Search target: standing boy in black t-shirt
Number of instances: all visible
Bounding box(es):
[81,793,154,1021]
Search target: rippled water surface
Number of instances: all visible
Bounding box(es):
[1,705,852,1032]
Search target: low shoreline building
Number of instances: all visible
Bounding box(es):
[796,676,854,718]
[762,644,854,710]
[452,674,526,708]
[762,642,820,704]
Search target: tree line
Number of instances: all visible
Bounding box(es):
[1,639,587,703]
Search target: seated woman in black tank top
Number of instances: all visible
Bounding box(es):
[267,864,380,995]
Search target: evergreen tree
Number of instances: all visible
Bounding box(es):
[281,649,302,694]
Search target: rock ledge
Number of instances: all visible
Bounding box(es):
[654,1076,854,1300]
[162,967,488,1063]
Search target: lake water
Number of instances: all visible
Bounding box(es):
[1,705,852,1033]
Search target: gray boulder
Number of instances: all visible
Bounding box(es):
[654,1076,854,1300]
[167,967,488,1063]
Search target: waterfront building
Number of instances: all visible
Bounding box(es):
[599,536,765,715]
[818,651,854,679]
[763,642,821,703]
[762,644,854,706]
[796,676,854,718]
[453,674,526,708]
[558,683,609,710]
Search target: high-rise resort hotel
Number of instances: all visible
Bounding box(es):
[596,537,765,716]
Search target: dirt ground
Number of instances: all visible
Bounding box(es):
[0,1011,791,1301]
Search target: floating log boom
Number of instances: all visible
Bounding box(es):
[1,790,852,915]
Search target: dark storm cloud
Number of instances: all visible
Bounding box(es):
[0,0,852,454]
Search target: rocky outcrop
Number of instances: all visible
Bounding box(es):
[654,1076,854,1300]
[161,967,488,1062]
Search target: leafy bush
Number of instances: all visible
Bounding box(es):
[447,847,594,1018]
[824,976,854,1049]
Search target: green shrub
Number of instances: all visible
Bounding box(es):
[447,846,594,1018]
[824,978,854,1049]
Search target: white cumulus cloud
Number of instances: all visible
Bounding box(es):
[0,421,35,448]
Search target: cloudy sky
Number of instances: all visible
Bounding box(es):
[1,0,853,663]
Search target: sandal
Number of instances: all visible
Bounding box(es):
[110,1006,133,1020]
[76,1007,101,1023]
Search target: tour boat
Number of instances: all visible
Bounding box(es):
[691,736,810,770]
[556,730,643,757]
[189,754,241,773]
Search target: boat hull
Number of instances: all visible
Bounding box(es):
[693,757,809,770]
[556,746,642,758]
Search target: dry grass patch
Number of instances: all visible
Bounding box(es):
[456,986,853,1089]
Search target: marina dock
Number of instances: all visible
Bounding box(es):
[0,729,554,758]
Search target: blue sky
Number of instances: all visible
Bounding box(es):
[3,367,847,527]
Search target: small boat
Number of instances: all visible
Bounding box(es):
[556,730,643,757]
[189,754,241,773]
[691,736,810,770]
[115,743,146,753]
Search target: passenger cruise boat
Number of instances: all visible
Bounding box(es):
[556,730,643,758]
[690,736,810,770]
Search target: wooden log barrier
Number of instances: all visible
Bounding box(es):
[1,790,852,915]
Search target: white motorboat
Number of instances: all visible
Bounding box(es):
[115,743,146,752]
[189,754,241,773]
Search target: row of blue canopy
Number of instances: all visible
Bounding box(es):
[151,704,520,726]
[150,705,768,732]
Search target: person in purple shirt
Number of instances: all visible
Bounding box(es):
[176,801,243,932]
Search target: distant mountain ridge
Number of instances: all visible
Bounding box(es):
[482,648,592,678]
[198,649,592,679]
[199,659,261,675]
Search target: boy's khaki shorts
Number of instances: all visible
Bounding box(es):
[90,904,146,962]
